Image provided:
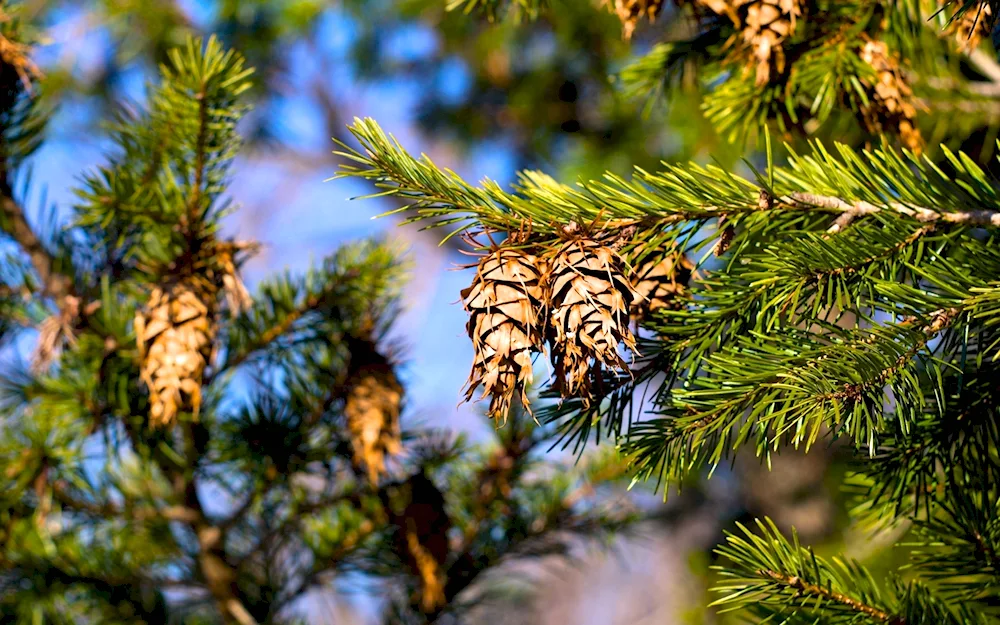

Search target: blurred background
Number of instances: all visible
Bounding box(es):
[19,0,860,622]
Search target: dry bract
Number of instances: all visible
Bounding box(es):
[0,7,41,90]
[951,3,992,51]
[462,248,546,423]
[549,238,637,402]
[739,0,800,84]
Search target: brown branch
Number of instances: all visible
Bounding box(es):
[758,569,905,624]
[967,48,1000,86]
[0,16,70,303]
[52,480,199,524]
[0,194,72,301]
[594,192,1000,234]
[789,192,1000,229]
[269,519,379,614]
[971,530,1000,577]
[187,80,209,230]
[460,432,536,548]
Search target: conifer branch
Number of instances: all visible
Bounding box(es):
[51,481,200,524]
[183,73,210,242]
[221,240,403,374]
[0,194,71,300]
[757,569,905,624]
[0,555,167,622]
[0,7,64,302]
[338,119,1000,245]
[713,519,915,625]
[225,276,356,369]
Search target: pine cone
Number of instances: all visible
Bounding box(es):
[385,471,451,614]
[858,38,923,154]
[549,238,637,402]
[631,250,693,319]
[136,282,215,428]
[136,244,252,428]
[344,337,403,484]
[0,7,41,92]
[462,248,546,424]
[695,0,800,84]
[607,0,666,40]
[950,3,993,51]
[740,0,800,84]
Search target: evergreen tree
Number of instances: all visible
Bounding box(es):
[338,0,1000,622]
[0,8,634,625]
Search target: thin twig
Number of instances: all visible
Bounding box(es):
[0,195,72,300]
[591,192,1000,233]
[758,569,905,624]
[51,481,200,523]
[789,192,1000,228]
[967,48,1000,85]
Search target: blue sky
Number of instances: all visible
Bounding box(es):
[27,3,523,442]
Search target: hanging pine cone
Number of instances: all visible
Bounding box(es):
[607,0,666,40]
[740,0,800,84]
[462,248,547,424]
[384,471,451,614]
[950,3,993,51]
[549,238,637,402]
[344,335,403,484]
[136,281,216,428]
[694,0,800,84]
[631,250,694,320]
[136,244,252,428]
[858,37,924,154]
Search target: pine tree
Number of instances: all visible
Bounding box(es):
[0,8,635,625]
[337,1,1000,622]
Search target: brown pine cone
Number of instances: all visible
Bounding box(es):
[462,248,547,423]
[549,238,637,402]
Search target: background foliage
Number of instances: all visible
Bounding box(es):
[8,0,1000,624]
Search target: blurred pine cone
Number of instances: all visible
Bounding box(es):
[858,37,923,154]
[136,282,216,428]
[607,0,666,40]
[344,335,403,484]
[385,471,452,614]
[950,2,993,51]
[136,244,252,428]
